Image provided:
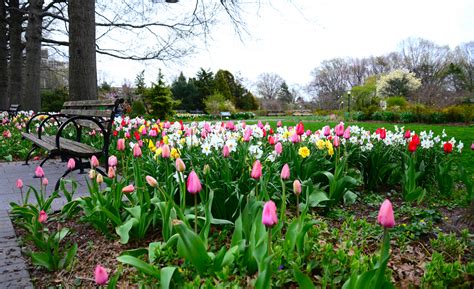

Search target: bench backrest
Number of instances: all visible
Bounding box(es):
[60,98,123,134]
[9,104,20,111]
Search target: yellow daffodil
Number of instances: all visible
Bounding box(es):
[316,139,325,150]
[170,148,180,159]
[163,135,169,144]
[298,146,310,158]
[154,147,163,160]
[148,140,156,152]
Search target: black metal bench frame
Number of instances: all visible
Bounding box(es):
[21,98,124,190]
[1,104,20,118]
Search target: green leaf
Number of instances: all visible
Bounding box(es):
[255,255,272,289]
[174,222,211,275]
[117,255,160,278]
[148,242,162,263]
[120,248,148,258]
[125,206,142,220]
[53,228,70,243]
[308,190,329,207]
[107,265,122,289]
[221,245,239,267]
[230,214,243,247]
[116,218,138,244]
[343,190,358,204]
[161,266,178,289]
[31,252,54,271]
[293,267,315,289]
[59,243,77,269]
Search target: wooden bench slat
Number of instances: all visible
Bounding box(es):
[21,133,58,152]
[60,109,113,118]
[22,133,101,157]
[62,99,117,107]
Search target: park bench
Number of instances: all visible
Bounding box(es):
[266,110,285,116]
[21,98,124,190]
[291,109,312,116]
[1,104,21,118]
[220,111,231,119]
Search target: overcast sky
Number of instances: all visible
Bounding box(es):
[96,0,473,91]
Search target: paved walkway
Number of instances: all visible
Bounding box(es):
[0,160,90,288]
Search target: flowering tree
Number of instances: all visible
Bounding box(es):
[376,69,422,98]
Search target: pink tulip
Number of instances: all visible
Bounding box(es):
[117,138,126,151]
[290,133,300,143]
[38,210,48,223]
[141,127,147,135]
[149,129,157,137]
[295,122,305,136]
[186,170,202,194]
[146,176,158,187]
[108,155,117,167]
[122,184,135,194]
[257,120,264,129]
[243,128,252,142]
[175,158,186,172]
[35,166,45,178]
[377,199,395,228]
[226,121,235,131]
[333,136,340,147]
[251,160,262,180]
[222,145,230,158]
[133,143,142,158]
[275,142,283,155]
[323,125,331,136]
[94,265,109,285]
[280,164,290,180]
[471,142,474,150]
[293,180,302,195]
[305,129,312,136]
[343,127,351,139]
[90,156,99,168]
[335,122,344,137]
[277,120,282,127]
[161,144,170,158]
[67,158,76,171]
[404,130,411,139]
[42,177,49,186]
[16,178,23,189]
[107,167,115,178]
[262,200,278,227]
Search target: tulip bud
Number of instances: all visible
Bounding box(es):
[222,145,230,158]
[175,158,186,172]
[203,164,210,175]
[133,143,142,158]
[94,265,109,285]
[89,169,97,179]
[67,158,76,171]
[38,210,48,223]
[293,180,302,196]
[117,138,126,151]
[343,127,351,139]
[251,160,262,180]
[108,155,117,167]
[146,175,158,187]
[161,144,170,158]
[275,142,283,155]
[262,200,278,227]
[96,174,103,184]
[42,177,49,186]
[35,166,45,178]
[377,199,395,228]
[335,122,344,137]
[187,170,202,194]
[90,155,99,168]
[122,184,135,194]
[16,178,23,189]
[107,167,115,179]
[280,164,290,180]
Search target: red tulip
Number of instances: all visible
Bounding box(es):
[295,121,305,136]
[408,140,417,152]
[262,200,278,227]
[377,199,395,228]
[186,170,202,194]
[404,130,411,139]
[443,142,453,154]
[94,265,109,285]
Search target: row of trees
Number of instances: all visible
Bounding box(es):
[307,38,473,109]
[1,0,251,111]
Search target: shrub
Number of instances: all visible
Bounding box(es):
[380,111,398,122]
[41,87,68,112]
[372,111,384,121]
[386,96,408,109]
[352,111,366,121]
[231,112,255,120]
[429,112,445,124]
[130,101,147,117]
[399,111,415,123]
[204,92,236,115]
[442,106,465,122]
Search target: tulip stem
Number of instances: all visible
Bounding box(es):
[268,228,272,255]
[296,194,299,219]
[194,194,198,233]
[280,179,286,224]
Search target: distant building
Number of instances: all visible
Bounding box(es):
[40,49,69,90]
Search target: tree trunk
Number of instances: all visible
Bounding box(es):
[23,0,44,111]
[0,1,8,109]
[68,0,97,101]
[7,0,24,107]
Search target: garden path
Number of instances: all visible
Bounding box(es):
[0,160,90,288]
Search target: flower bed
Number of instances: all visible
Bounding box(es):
[6,114,474,287]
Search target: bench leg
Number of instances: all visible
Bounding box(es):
[24,144,39,165]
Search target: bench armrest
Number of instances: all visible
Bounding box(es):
[36,113,70,139]
[56,115,108,154]
[25,113,53,134]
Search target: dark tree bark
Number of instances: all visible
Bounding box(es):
[24,0,44,111]
[7,0,24,107]
[68,0,97,101]
[0,1,8,109]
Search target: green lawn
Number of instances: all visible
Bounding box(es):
[248,116,474,176]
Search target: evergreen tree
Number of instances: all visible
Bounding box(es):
[145,69,180,120]
[135,70,147,99]
[277,81,293,103]
[171,72,200,111]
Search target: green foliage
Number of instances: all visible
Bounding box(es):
[134,70,147,98]
[351,76,378,111]
[399,111,415,123]
[430,232,468,262]
[145,70,181,120]
[377,69,421,98]
[386,96,408,108]
[130,101,147,117]
[41,87,68,112]
[421,252,474,289]
[171,72,201,111]
[277,82,293,103]
[204,92,236,115]
[352,111,367,121]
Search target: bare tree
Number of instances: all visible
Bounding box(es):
[256,72,284,100]
[0,1,7,109]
